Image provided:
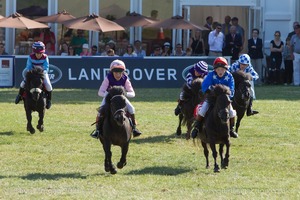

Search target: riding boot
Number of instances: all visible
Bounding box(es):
[229,117,238,138]
[246,97,259,116]
[174,99,184,116]
[191,115,204,139]
[46,91,52,109]
[15,87,25,104]
[130,114,142,137]
[90,114,104,139]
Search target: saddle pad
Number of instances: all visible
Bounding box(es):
[193,102,203,118]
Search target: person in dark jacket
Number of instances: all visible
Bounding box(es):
[248,28,264,84]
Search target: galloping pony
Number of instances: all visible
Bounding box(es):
[198,84,231,172]
[23,66,47,134]
[99,86,132,174]
[176,77,204,139]
[231,71,252,133]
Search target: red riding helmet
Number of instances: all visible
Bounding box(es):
[32,41,45,53]
[213,57,229,70]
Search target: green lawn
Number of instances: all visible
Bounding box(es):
[0,86,299,199]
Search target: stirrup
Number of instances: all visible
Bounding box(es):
[133,129,142,138]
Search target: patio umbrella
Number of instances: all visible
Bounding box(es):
[0,12,48,29]
[145,15,207,30]
[114,12,157,41]
[145,15,208,46]
[63,13,124,32]
[35,10,76,39]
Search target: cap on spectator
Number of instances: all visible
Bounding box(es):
[164,42,170,47]
[82,43,89,49]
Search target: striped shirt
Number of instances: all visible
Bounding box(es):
[229,61,259,81]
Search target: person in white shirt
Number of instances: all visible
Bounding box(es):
[208,23,224,57]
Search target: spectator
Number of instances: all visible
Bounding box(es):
[80,43,92,56]
[101,44,111,56]
[189,30,204,56]
[59,42,69,56]
[133,40,146,57]
[107,49,118,57]
[45,41,55,55]
[231,17,245,48]
[150,45,162,56]
[269,31,284,84]
[291,24,300,86]
[222,15,231,36]
[248,28,264,84]
[223,25,243,62]
[283,37,293,85]
[203,16,213,56]
[208,23,224,57]
[161,42,171,56]
[123,44,137,57]
[0,43,8,55]
[91,45,100,56]
[70,29,88,55]
[68,46,75,56]
[287,21,300,39]
[40,28,56,53]
[171,43,186,56]
[185,47,193,56]
[116,38,128,56]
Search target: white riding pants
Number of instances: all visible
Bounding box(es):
[197,100,236,118]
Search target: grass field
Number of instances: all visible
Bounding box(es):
[0,86,299,200]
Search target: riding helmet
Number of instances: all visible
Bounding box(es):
[194,60,208,75]
[213,57,229,70]
[32,41,45,53]
[238,54,251,65]
[110,59,126,72]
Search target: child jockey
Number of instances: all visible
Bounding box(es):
[174,60,209,116]
[90,59,142,139]
[15,41,52,109]
[191,57,238,139]
[229,54,259,116]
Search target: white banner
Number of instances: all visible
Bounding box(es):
[0,56,14,87]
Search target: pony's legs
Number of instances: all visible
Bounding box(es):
[210,143,220,172]
[37,110,45,132]
[223,141,230,168]
[186,119,193,140]
[201,141,209,168]
[176,113,183,136]
[117,143,129,169]
[101,139,117,174]
[25,108,35,134]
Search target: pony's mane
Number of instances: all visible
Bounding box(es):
[232,71,252,86]
[182,77,203,99]
[207,84,231,104]
[26,66,45,80]
[105,86,126,105]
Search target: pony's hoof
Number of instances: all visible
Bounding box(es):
[185,133,190,140]
[176,127,182,136]
[110,165,117,174]
[117,161,127,169]
[27,127,35,134]
[214,167,220,173]
[37,125,44,132]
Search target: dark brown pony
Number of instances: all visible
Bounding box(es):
[99,86,132,174]
[176,77,204,139]
[23,66,46,134]
[198,84,231,172]
[231,71,252,133]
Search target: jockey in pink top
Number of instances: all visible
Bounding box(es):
[90,59,142,139]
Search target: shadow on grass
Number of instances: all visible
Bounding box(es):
[21,173,87,180]
[131,133,184,144]
[126,166,191,176]
[0,131,14,136]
